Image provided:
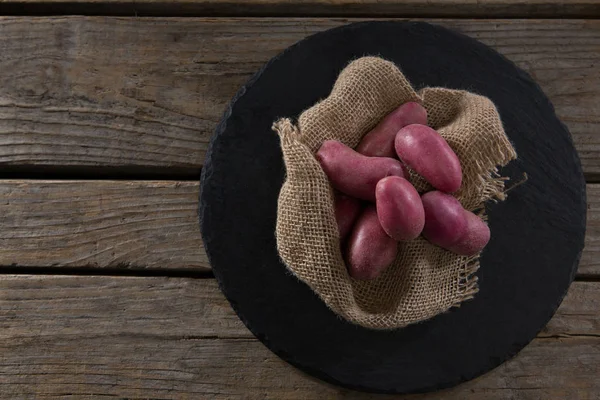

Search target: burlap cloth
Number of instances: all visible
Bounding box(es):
[272,57,516,330]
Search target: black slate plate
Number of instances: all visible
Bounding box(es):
[199,21,586,394]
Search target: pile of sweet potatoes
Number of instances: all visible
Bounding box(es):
[316,103,490,280]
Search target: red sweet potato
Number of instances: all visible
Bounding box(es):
[357,102,428,158]
[395,124,462,193]
[421,191,467,249]
[316,140,405,201]
[346,205,398,280]
[375,176,425,241]
[449,210,491,256]
[334,193,362,242]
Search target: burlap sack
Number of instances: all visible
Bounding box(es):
[273,57,516,330]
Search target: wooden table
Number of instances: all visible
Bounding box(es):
[0,2,598,398]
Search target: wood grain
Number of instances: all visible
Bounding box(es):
[1,276,596,340]
[0,180,209,270]
[582,184,600,277]
[0,180,598,275]
[0,18,598,179]
[1,275,598,399]
[3,0,600,18]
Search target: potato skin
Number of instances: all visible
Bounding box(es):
[316,140,405,201]
[357,102,428,158]
[334,193,362,242]
[421,191,467,249]
[395,124,462,193]
[346,205,398,280]
[375,176,425,241]
[449,210,491,256]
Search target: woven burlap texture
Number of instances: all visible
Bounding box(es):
[273,56,516,330]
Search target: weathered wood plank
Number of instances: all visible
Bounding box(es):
[540,281,600,338]
[0,18,598,178]
[582,184,600,276]
[3,0,600,18]
[1,276,596,340]
[0,276,245,339]
[0,180,209,270]
[0,180,598,275]
[0,276,598,398]
[5,337,598,399]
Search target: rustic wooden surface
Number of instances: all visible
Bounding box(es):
[1,276,598,399]
[0,8,598,400]
[0,18,599,179]
[0,180,208,270]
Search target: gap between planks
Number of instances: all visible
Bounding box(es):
[1,0,600,18]
[0,179,598,277]
[0,18,598,180]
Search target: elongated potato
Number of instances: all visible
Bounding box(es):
[395,124,462,193]
[375,176,424,241]
[334,193,362,242]
[346,205,398,280]
[316,140,405,201]
[449,210,491,256]
[357,102,428,158]
[421,191,467,249]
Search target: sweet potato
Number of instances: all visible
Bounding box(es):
[346,205,398,280]
[357,102,428,158]
[421,191,467,249]
[316,140,405,201]
[375,176,425,241]
[334,193,362,242]
[449,210,491,256]
[395,124,462,193]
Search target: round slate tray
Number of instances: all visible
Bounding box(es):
[199,21,586,394]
